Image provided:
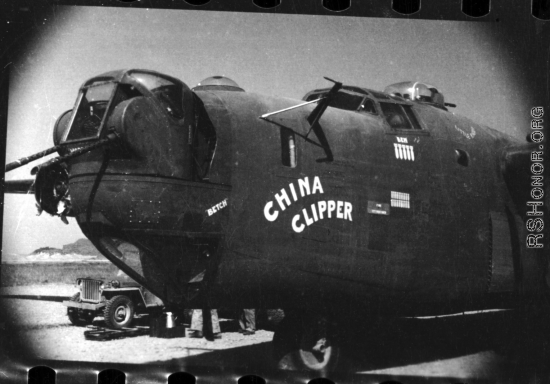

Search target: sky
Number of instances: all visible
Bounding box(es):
[2,6,537,255]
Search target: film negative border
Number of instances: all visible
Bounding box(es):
[3,0,550,22]
[1,1,549,384]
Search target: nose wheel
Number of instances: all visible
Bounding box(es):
[299,336,335,371]
[273,312,340,374]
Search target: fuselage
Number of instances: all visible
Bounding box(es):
[54,70,542,317]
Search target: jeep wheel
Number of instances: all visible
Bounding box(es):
[67,293,95,326]
[104,295,135,329]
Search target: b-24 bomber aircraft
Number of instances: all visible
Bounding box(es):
[4,69,547,373]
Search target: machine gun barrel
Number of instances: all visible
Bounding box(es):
[30,134,118,175]
[5,146,62,173]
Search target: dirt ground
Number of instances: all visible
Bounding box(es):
[1,284,549,383]
[0,285,274,365]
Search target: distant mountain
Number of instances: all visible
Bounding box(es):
[31,238,105,258]
[30,246,63,255]
[61,238,104,257]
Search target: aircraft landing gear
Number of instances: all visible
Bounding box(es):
[272,311,340,375]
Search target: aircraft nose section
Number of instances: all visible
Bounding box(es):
[56,70,229,236]
[57,70,213,180]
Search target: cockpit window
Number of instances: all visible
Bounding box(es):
[306,91,365,111]
[65,82,116,142]
[129,72,184,118]
[359,99,377,115]
[329,92,365,111]
[379,102,422,130]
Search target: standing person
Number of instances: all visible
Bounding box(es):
[188,309,221,339]
[239,309,256,335]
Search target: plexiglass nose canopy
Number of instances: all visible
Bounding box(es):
[62,69,187,144]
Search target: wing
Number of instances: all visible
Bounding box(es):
[0,294,67,302]
[3,179,35,194]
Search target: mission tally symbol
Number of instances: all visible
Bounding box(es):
[394,143,415,161]
[391,191,410,208]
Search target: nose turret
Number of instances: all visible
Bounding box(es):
[58,69,197,179]
[54,69,219,229]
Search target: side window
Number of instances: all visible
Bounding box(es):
[306,91,365,111]
[280,128,297,168]
[379,102,421,130]
[193,96,217,181]
[111,84,143,110]
[193,122,217,180]
[329,92,364,111]
[151,85,184,119]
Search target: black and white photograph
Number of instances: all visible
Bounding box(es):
[1,1,549,383]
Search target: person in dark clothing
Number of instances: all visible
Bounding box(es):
[188,309,221,339]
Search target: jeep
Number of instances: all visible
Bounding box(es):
[63,277,164,329]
